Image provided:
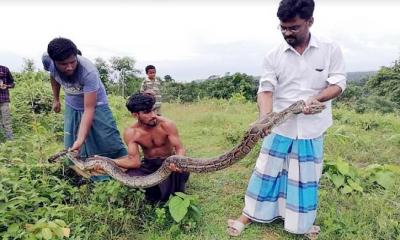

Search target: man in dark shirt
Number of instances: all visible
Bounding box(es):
[0,65,15,140]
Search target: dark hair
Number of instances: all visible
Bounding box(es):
[145,65,156,74]
[126,93,155,113]
[277,0,314,22]
[47,37,78,61]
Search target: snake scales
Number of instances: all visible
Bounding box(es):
[48,100,325,188]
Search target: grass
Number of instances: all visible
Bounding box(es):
[110,98,399,240]
[2,97,399,239]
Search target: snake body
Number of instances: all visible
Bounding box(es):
[49,100,325,188]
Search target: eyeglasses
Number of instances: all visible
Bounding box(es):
[277,24,302,33]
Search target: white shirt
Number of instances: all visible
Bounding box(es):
[258,34,346,139]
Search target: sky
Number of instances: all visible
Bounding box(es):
[0,1,399,82]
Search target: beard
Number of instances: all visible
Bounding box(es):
[284,36,298,47]
[144,118,157,127]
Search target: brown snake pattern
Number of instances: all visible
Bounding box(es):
[48,100,325,188]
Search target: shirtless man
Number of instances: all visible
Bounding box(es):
[113,92,189,202]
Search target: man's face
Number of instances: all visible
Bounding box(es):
[279,16,313,47]
[147,69,156,80]
[135,110,157,127]
[54,54,78,76]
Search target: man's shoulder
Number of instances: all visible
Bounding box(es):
[124,124,142,140]
[158,117,177,130]
[312,35,341,49]
[77,56,98,75]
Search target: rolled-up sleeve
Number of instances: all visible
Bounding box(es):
[327,43,347,92]
[258,54,278,94]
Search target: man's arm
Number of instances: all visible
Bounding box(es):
[165,121,185,156]
[70,91,96,151]
[50,77,61,113]
[114,128,141,169]
[257,91,273,118]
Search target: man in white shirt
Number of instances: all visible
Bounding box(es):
[227,0,346,238]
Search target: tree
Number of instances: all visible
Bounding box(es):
[22,58,35,72]
[164,75,174,83]
[367,57,400,106]
[94,57,111,92]
[109,56,141,97]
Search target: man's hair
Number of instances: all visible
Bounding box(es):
[277,0,314,22]
[47,37,78,61]
[126,93,155,113]
[145,65,156,74]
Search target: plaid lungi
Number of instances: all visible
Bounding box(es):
[243,132,324,234]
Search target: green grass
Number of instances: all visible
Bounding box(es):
[1,97,399,239]
[117,99,399,240]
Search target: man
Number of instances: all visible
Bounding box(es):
[140,65,162,115]
[42,37,127,180]
[0,65,15,141]
[227,0,346,238]
[111,93,189,202]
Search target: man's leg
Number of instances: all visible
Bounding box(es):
[0,102,13,140]
[284,136,324,236]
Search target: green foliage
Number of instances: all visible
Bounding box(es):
[324,157,363,194]
[367,59,400,106]
[162,73,258,103]
[25,219,70,240]
[1,71,400,239]
[166,192,201,232]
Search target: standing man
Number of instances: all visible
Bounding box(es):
[140,65,162,115]
[42,37,127,180]
[0,65,15,141]
[102,93,189,202]
[227,0,346,238]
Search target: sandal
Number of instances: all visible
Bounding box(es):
[304,225,320,240]
[227,219,250,237]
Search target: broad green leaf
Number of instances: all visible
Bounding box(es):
[347,179,363,192]
[340,185,353,194]
[174,192,188,199]
[168,196,190,223]
[336,161,350,176]
[53,219,67,227]
[7,223,19,234]
[41,228,53,240]
[384,164,400,174]
[330,174,345,188]
[375,171,395,189]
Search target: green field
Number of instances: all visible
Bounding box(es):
[1,94,399,240]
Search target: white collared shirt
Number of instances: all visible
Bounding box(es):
[258,34,347,139]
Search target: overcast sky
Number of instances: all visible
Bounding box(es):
[1,1,399,81]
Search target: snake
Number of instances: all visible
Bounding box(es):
[48,100,325,188]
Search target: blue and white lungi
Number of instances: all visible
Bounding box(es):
[243,132,324,234]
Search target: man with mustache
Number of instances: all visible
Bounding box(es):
[227,0,346,238]
[111,93,189,202]
[42,37,127,181]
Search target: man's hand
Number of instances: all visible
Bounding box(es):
[168,163,182,173]
[70,139,84,152]
[52,100,61,113]
[0,83,6,90]
[303,96,322,115]
[143,90,156,96]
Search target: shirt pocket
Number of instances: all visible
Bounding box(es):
[309,65,328,90]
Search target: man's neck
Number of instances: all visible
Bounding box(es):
[294,33,311,55]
